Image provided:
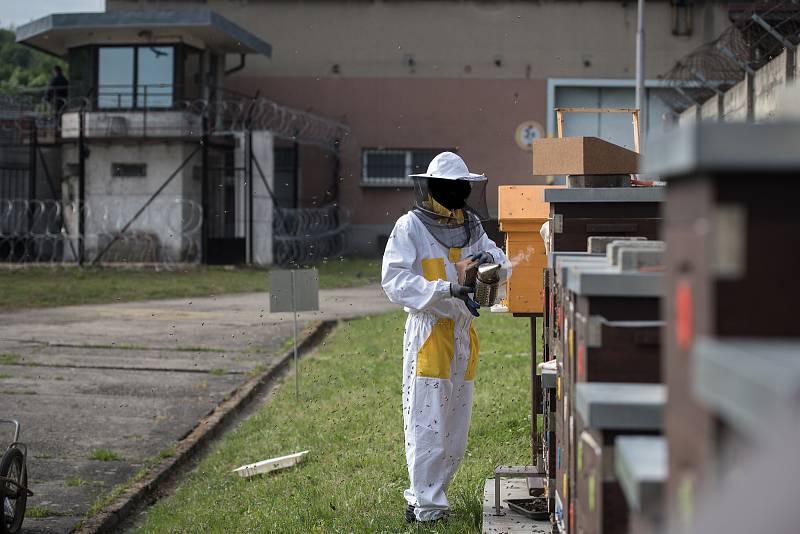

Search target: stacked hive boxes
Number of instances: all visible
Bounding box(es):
[512,119,800,534]
[553,242,666,534]
[566,243,666,534]
[642,122,800,532]
[527,130,666,534]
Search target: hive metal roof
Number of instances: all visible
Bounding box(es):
[15,10,272,58]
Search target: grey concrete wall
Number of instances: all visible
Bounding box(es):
[672,50,795,128]
[61,111,202,139]
[108,0,729,81]
[61,141,201,262]
[678,106,698,127]
[251,130,274,265]
[754,52,787,122]
[722,78,749,122]
[700,95,720,122]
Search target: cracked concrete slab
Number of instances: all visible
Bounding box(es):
[0,285,397,533]
[3,345,265,373]
[0,286,393,349]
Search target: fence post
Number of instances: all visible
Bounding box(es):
[143,85,148,136]
[201,114,209,264]
[28,123,37,201]
[28,124,37,250]
[78,105,86,266]
[248,129,254,264]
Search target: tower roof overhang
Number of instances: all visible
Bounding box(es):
[15,9,272,58]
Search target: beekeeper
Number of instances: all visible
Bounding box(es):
[381,152,511,524]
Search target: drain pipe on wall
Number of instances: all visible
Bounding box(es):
[226,54,247,76]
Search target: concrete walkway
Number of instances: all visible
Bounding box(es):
[0,285,398,533]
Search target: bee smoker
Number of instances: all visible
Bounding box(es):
[474,263,500,307]
[455,258,478,287]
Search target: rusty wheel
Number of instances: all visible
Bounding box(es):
[0,447,26,534]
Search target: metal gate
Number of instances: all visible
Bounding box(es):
[0,124,64,263]
[204,159,247,265]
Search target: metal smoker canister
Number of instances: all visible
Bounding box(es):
[474,263,500,307]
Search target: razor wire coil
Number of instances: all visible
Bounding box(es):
[0,90,348,151]
[0,197,350,266]
[659,2,800,114]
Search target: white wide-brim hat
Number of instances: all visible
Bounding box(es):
[409,151,486,181]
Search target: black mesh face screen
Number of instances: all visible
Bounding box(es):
[413,177,490,222]
[411,176,489,249]
[411,209,486,249]
[428,178,471,210]
[464,180,489,222]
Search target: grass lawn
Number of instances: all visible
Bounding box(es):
[132,311,538,533]
[0,257,379,310]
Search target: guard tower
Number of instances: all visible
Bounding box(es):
[14,10,346,266]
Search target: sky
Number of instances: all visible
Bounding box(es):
[1,0,105,28]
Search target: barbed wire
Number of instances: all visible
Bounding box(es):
[0,198,202,264]
[273,204,349,266]
[0,88,348,151]
[659,2,800,113]
[0,197,350,266]
[659,27,749,111]
[731,2,800,64]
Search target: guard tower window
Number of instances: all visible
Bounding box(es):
[137,46,174,107]
[97,45,175,109]
[98,47,134,109]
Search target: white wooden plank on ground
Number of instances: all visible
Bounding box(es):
[232,450,309,478]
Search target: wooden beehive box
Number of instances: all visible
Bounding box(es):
[642,122,800,529]
[498,185,554,314]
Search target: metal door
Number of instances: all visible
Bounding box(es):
[205,164,246,264]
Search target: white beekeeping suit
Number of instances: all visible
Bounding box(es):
[381,152,511,523]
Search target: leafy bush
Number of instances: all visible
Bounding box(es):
[0,28,66,94]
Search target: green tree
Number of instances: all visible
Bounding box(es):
[0,28,65,94]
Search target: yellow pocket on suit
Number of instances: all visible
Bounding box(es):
[417,319,454,379]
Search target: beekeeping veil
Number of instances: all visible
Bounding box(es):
[410,152,490,249]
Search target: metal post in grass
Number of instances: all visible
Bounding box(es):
[269,268,319,402]
[292,269,298,400]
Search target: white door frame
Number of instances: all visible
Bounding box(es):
[545,78,676,136]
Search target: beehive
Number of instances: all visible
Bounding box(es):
[642,122,800,529]
[498,185,554,314]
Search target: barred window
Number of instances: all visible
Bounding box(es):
[361,148,451,186]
